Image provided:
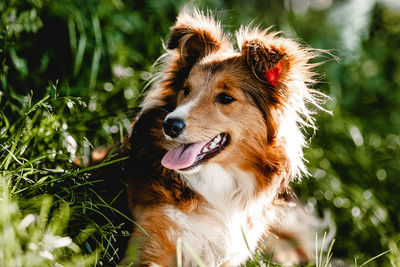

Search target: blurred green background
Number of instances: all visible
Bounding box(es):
[1,0,400,266]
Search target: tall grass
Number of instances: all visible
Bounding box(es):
[0,87,131,266]
[1,0,400,266]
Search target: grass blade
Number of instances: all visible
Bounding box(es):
[359,250,389,267]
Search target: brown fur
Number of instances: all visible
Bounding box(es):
[122,7,327,266]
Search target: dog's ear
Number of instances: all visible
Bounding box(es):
[240,38,289,87]
[167,8,229,64]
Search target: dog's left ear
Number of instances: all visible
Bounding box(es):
[240,38,289,87]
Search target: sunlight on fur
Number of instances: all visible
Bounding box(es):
[122,6,332,267]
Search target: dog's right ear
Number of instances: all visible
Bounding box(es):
[167,8,229,64]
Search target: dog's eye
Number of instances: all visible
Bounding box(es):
[216,93,235,104]
[182,87,190,97]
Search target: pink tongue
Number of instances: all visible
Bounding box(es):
[161,139,210,170]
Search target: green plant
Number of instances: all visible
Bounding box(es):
[1,0,400,265]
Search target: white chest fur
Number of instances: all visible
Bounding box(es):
[164,164,280,267]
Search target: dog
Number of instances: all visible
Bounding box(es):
[123,8,328,267]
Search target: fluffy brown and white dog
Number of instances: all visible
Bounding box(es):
[123,8,328,267]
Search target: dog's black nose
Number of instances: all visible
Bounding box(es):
[163,117,185,138]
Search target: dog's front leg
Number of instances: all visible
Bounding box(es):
[122,207,177,267]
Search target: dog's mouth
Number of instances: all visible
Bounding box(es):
[161,133,230,170]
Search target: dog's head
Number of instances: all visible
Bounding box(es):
[143,9,324,185]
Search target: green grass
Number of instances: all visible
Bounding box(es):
[0,89,132,266]
[0,80,391,267]
[1,0,400,266]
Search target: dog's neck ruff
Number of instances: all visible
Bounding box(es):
[180,163,255,205]
[179,163,281,209]
[166,163,282,266]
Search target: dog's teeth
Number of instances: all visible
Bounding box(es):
[214,135,221,143]
[200,134,225,155]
